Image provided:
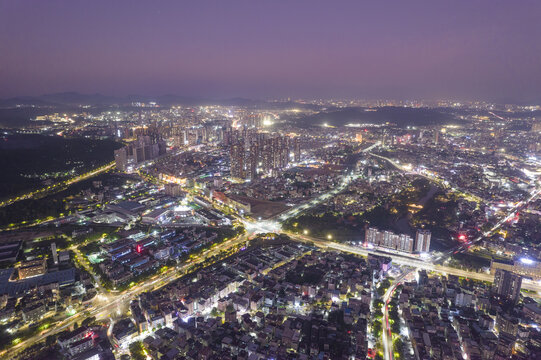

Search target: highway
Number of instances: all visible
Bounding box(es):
[433,186,541,265]
[4,142,379,357]
[65,146,541,360]
[245,139,541,294]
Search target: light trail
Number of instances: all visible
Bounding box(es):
[382,273,408,360]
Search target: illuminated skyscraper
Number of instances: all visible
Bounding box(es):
[230,141,245,179]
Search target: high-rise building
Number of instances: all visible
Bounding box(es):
[247,144,259,180]
[492,269,522,304]
[399,234,414,253]
[365,227,414,253]
[415,230,431,253]
[365,227,379,244]
[230,141,245,179]
[293,137,301,163]
[226,130,295,179]
[280,143,289,169]
[51,242,58,265]
[417,269,428,287]
[114,135,166,171]
[114,147,129,171]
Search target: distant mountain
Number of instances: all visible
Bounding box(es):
[39,92,122,105]
[292,106,463,128]
[0,92,122,107]
[0,96,54,107]
[0,92,269,107]
[0,92,302,109]
[0,92,326,115]
[146,95,269,107]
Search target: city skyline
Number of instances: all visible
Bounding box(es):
[1,1,541,359]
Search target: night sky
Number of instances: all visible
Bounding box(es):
[1,0,540,102]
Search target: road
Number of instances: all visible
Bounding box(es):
[2,232,250,359]
[369,152,485,203]
[7,141,540,357]
[5,142,379,357]
[81,146,541,360]
[382,272,408,360]
[0,162,115,209]
[283,179,541,360]
[279,142,379,221]
[71,243,106,293]
[286,231,541,293]
[433,186,541,264]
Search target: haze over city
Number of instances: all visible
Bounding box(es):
[1,0,541,102]
[0,1,541,360]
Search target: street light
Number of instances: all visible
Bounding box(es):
[327,234,332,240]
[303,229,309,235]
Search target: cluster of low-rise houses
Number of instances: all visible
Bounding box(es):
[105,245,395,359]
[395,270,541,359]
[331,172,410,214]
[3,103,541,359]
[228,166,342,203]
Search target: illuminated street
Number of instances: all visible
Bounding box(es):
[1,3,540,357]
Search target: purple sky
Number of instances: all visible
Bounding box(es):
[1,0,540,102]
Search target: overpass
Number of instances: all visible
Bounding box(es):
[284,231,541,293]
